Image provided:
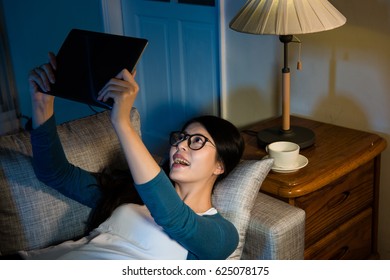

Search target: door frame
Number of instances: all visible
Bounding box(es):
[100,0,229,118]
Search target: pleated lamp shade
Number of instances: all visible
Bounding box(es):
[230,0,346,35]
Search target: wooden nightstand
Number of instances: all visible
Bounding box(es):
[241,116,387,259]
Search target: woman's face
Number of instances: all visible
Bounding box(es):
[168,122,224,185]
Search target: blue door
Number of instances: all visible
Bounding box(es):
[121,0,220,155]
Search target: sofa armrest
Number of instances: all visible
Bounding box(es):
[241,192,305,260]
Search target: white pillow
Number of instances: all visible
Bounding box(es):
[212,158,274,260]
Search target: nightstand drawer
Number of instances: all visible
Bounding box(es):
[304,208,372,259]
[295,161,374,247]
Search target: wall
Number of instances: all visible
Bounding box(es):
[1,0,104,125]
[220,0,280,126]
[222,0,390,259]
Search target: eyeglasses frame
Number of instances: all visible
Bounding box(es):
[169,131,216,151]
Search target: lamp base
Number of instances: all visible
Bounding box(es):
[257,126,315,149]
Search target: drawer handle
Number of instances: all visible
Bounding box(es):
[330,246,349,260]
[327,191,351,209]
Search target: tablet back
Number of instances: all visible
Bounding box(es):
[49,29,148,109]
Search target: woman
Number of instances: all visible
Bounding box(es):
[27,52,244,260]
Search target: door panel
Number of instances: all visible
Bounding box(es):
[121,0,219,155]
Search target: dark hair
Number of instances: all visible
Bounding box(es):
[87,169,143,232]
[180,115,245,183]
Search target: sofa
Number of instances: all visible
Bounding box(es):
[0,109,305,260]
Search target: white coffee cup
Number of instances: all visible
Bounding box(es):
[266,141,300,169]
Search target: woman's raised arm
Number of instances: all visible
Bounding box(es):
[97,69,161,185]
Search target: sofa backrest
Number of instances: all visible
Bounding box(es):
[0,109,140,255]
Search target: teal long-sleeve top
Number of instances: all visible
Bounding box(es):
[30,115,238,260]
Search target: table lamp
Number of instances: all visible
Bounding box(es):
[230,0,346,148]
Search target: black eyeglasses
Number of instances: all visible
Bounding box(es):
[169,131,216,150]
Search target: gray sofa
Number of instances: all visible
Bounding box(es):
[0,109,305,260]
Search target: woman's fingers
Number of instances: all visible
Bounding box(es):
[39,63,55,85]
[29,60,56,94]
[98,83,135,103]
[48,52,57,70]
[28,52,56,93]
[28,71,39,93]
[97,86,123,102]
[98,70,138,103]
[98,80,125,100]
[28,67,49,92]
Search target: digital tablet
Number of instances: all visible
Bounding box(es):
[48,29,148,109]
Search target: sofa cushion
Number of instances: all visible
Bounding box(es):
[212,158,274,260]
[0,109,140,255]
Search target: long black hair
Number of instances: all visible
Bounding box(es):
[87,169,143,232]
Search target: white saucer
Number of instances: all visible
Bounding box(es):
[263,155,308,173]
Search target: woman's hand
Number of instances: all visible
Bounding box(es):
[28,52,56,129]
[98,68,160,185]
[28,52,56,104]
[97,69,139,130]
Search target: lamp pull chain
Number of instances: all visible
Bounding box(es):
[293,35,302,70]
[297,43,302,70]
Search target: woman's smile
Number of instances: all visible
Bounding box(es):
[172,153,191,169]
